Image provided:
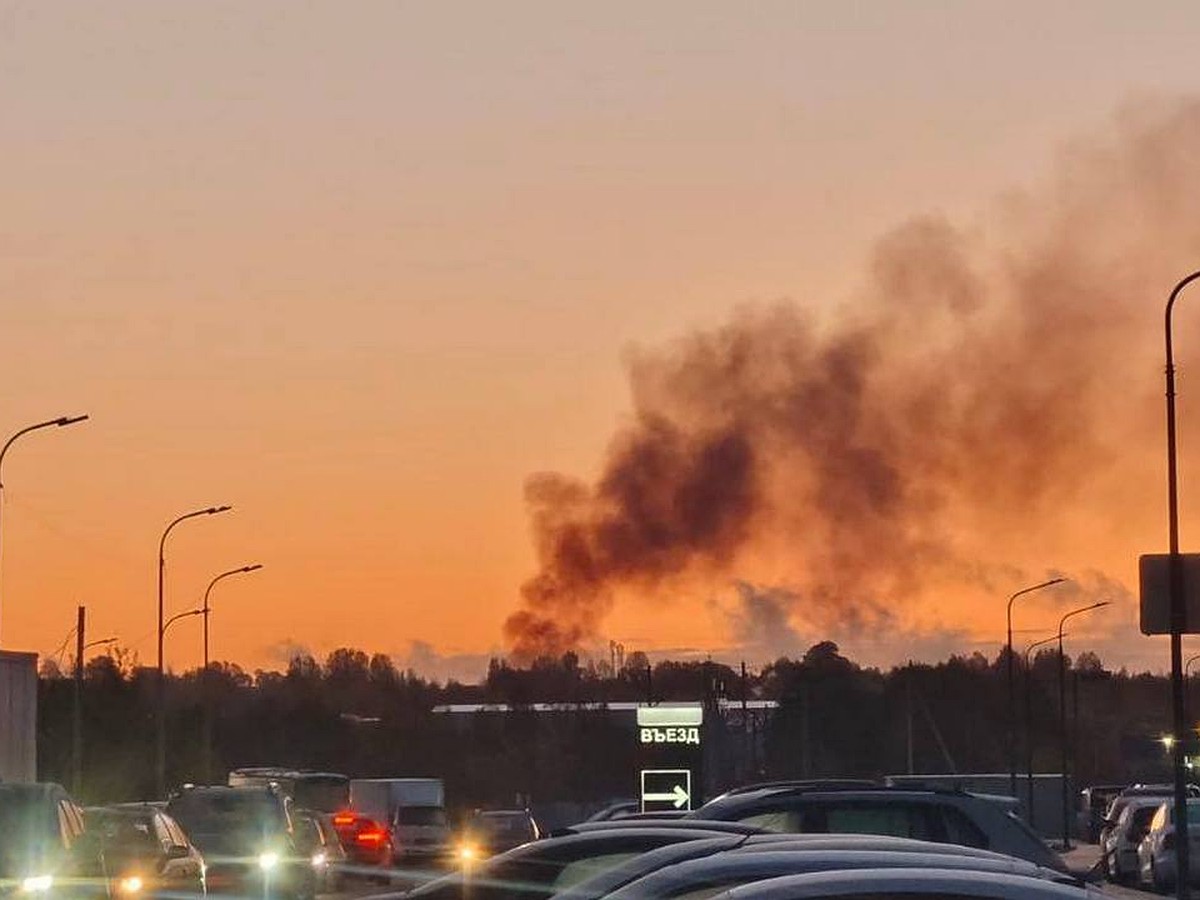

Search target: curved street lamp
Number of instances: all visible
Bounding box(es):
[156,505,231,797]
[163,607,203,637]
[0,414,89,645]
[1057,601,1109,850]
[1023,632,1063,829]
[201,563,262,782]
[1164,270,1200,900]
[1006,577,1067,796]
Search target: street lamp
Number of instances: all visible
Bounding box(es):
[1058,601,1109,850]
[163,608,203,636]
[156,505,231,797]
[1023,633,1063,829]
[201,563,262,782]
[1164,270,1200,900]
[0,414,88,645]
[1007,578,1067,796]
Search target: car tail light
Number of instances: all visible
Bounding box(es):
[332,812,357,828]
[355,823,389,846]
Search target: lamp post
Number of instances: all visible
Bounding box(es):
[73,632,117,796]
[201,563,262,782]
[1058,601,1109,850]
[0,414,88,646]
[163,607,203,636]
[1007,578,1067,796]
[156,505,231,797]
[1165,270,1200,900]
[1024,633,1062,829]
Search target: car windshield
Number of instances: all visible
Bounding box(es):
[0,792,59,875]
[477,814,532,837]
[397,806,447,827]
[84,811,159,852]
[168,793,287,837]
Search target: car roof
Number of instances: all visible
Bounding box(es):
[565,819,765,836]
[712,867,1098,900]
[600,848,1072,900]
[736,833,1021,862]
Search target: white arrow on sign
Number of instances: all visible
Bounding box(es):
[643,783,690,809]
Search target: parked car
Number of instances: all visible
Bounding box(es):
[1137,798,1200,891]
[593,846,1078,900]
[292,809,347,893]
[686,783,1067,872]
[83,805,205,899]
[707,868,1102,900]
[401,825,757,900]
[583,801,639,823]
[165,784,313,900]
[549,832,1063,900]
[458,809,541,860]
[1100,796,1160,883]
[1077,785,1125,844]
[0,782,109,900]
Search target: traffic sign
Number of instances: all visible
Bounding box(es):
[641,768,692,812]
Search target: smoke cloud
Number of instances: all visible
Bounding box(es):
[505,97,1200,664]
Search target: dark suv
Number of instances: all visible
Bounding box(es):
[0,782,108,900]
[165,785,312,900]
[686,783,1066,872]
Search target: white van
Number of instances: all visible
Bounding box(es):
[350,778,450,863]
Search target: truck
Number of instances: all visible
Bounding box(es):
[0,651,37,782]
[350,778,450,863]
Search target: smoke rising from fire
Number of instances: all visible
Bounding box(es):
[505,97,1200,664]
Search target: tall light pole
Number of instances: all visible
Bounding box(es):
[1058,601,1109,850]
[1165,271,1200,900]
[156,505,230,797]
[1024,633,1063,830]
[1007,578,1067,796]
[201,563,262,783]
[0,414,88,646]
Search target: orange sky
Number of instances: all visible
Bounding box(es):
[6,2,1200,679]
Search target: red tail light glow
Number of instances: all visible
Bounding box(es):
[332,812,357,827]
[355,826,388,846]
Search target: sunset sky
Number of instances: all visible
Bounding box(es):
[6,1,1200,680]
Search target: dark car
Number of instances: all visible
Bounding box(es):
[83,805,205,900]
[687,783,1067,872]
[165,785,313,900]
[292,810,347,893]
[328,810,394,875]
[0,782,108,900]
[398,826,755,900]
[459,810,541,860]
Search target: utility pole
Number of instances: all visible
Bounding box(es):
[72,605,84,795]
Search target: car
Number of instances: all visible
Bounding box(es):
[292,809,348,893]
[548,832,1059,900]
[592,845,1079,900]
[583,801,640,823]
[1136,798,1200,891]
[1077,785,1125,844]
[686,783,1067,872]
[0,782,109,900]
[165,784,313,900]
[329,809,395,875]
[707,867,1102,900]
[83,804,206,899]
[1099,796,1160,883]
[395,825,762,900]
[457,809,542,861]
[1099,782,1191,851]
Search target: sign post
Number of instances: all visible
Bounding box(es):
[636,704,703,812]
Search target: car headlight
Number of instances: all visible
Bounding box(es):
[117,876,144,894]
[310,851,327,869]
[21,875,53,894]
[457,844,478,862]
[258,851,280,872]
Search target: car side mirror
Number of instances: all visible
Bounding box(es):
[166,845,190,860]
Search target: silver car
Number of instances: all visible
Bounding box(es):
[1102,797,1161,883]
[1136,798,1200,891]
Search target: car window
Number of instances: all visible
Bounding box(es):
[735,809,802,832]
[1130,807,1157,840]
[163,816,189,848]
[939,807,987,848]
[815,802,937,841]
[549,852,640,890]
[57,802,76,848]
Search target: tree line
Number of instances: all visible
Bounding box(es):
[37,641,1184,810]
